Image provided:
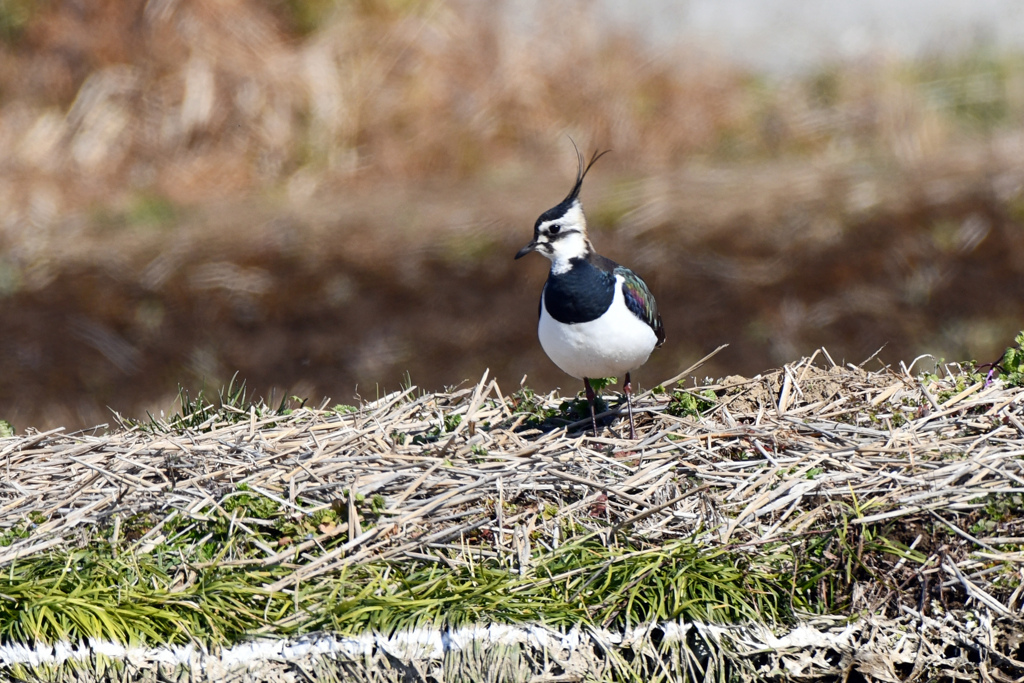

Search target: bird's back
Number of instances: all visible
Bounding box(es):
[614,264,664,347]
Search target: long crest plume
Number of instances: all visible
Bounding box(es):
[562,137,611,205]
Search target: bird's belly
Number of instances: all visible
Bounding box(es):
[538,296,659,380]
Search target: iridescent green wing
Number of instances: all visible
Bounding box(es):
[616,266,665,346]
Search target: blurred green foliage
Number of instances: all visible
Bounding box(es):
[0,0,36,45]
[273,0,335,35]
[912,53,1022,131]
[667,389,717,418]
[999,331,1024,387]
[127,193,178,230]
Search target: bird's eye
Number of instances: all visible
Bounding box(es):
[548,224,561,235]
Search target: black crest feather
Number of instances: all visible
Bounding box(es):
[562,137,611,205]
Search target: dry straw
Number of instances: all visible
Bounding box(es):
[1,347,1024,680]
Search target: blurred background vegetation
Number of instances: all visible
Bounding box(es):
[3,0,1024,430]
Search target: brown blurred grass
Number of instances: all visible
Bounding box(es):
[6,0,1021,210]
[0,0,748,207]
[2,0,1024,430]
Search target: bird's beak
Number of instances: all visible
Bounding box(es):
[514,240,537,260]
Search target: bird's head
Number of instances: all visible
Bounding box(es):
[515,142,609,274]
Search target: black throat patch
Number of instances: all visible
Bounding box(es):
[542,257,616,324]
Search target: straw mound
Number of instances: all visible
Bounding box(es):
[2,348,1024,681]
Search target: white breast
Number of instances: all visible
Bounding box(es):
[538,274,659,380]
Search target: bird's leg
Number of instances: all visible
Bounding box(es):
[584,378,598,436]
[624,372,636,440]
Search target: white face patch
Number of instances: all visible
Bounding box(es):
[546,232,591,274]
[556,202,587,233]
[534,201,591,275]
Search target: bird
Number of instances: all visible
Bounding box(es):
[515,142,664,439]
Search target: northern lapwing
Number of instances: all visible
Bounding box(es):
[515,143,665,439]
